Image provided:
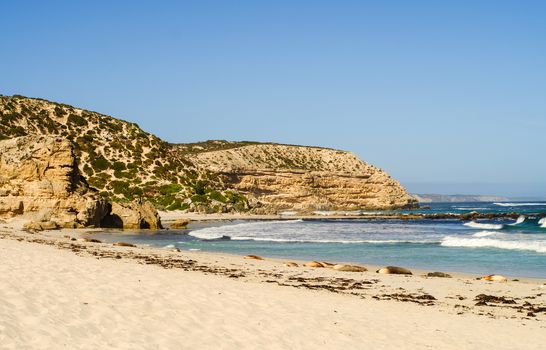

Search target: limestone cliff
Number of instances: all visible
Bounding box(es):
[0,135,161,228]
[0,135,109,226]
[191,143,416,212]
[0,95,416,213]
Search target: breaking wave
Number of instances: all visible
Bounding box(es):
[441,236,546,253]
[472,231,498,237]
[229,236,435,244]
[189,220,303,240]
[510,215,527,226]
[463,221,504,230]
[493,202,545,207]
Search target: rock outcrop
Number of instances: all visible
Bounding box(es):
[101,200,162,230]
[0,135,110,226]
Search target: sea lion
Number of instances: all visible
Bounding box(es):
[113,242,136,247]
[426,272,452,278]
[481,274,508,282]
[333,264,367,272]
[320,262,335,268]
[304,261,325,268]
[283,262,298,267]
[377,266,413,275]
[244,255,264,260]
[83,238,102,243]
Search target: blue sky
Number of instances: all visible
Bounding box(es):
[2,1,545,197]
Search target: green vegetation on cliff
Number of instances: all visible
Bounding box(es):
[0,95,248,212]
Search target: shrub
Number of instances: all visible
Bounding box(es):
[208,190,227,203]
[159,183,182,195]
[112,161,126,171]
[166,199,184,210]
[91,156,110,171]
[192,180,207,195]
[191,194,207,203]
[67,113,87,126]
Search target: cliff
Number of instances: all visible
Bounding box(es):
[190,143,415,211]
[0,95,416,213]
[0,135,160,229]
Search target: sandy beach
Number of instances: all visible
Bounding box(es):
[1,218,545,350]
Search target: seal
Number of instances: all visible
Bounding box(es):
[376,266,413,275]
[426,272,452,278]
[113,242,136,247]
[320,262,335,268]
[481,274,508,282]
[283,262,298,267]
[244,255,264,260]
[304,261,325,268]
[333,264,367,272]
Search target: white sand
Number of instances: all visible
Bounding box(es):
[1,227,545,349]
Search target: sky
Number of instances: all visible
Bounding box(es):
[1,1,545,198]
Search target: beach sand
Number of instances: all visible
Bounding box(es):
[1,220,545,349]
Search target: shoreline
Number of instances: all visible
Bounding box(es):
[77,212,546,280]
[1,219,546,348]
[159,210,542,223]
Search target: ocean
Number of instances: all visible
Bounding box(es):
[95,202,546,279]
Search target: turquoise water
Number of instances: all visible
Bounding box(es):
[96,202,546,279]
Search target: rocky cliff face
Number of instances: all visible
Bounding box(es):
[0,136,109,226]
[0,135,161,228]
[192,144,416,212]
[0,95,416,213]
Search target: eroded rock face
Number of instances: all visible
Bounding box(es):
[0,136,110,226]
[0,135,162,229]
[193,144,417,212]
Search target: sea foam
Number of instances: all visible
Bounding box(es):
[441,236,546,253]
[510,215,526,226]
[472,231,497,237]
[463,221,504,230]
[229,236,434,244]
[493,202,545,207]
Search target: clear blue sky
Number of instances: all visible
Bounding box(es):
[2,1,545,197]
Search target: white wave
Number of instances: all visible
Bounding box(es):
[493,202,545,207]
[539,218,546,228]
[510,215,526,226]
[441,236,546,253]
[163,244,175,248]
[314,211,335,216]
[472,231,497,237]
[189,220,303,240]
[463,221,504,230]
[453,207,489,210]
[283,219,304,223]
[188,248,201,251]
[229,236,435,244]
